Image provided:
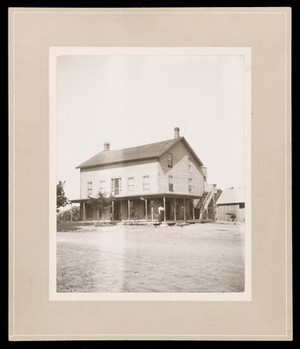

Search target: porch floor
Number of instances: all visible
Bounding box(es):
[79,219,202,227]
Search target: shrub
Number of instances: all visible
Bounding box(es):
[57,206,80,222]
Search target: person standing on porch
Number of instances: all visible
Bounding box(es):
[158,204,165,222]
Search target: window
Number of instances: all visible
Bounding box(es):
[99,180,106,193]
[128,177,134,192]
[111,178,122,195]
[169,176,174,191]
[143,175,150,191]
[167,153,173,168]
[188,157,192,172]
[188,178,193,193]
[87,181,93,196]
[239,203,245,209]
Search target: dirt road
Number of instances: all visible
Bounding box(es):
[57,223,245,293]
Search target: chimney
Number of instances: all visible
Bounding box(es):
[174,127,180,139]
[103,142,110,151]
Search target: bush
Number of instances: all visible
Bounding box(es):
[57,206,80,222]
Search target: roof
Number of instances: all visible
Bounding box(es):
[216,188,245,205]
[76,137,204,169]
[70,192,201,203]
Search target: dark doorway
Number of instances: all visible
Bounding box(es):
[114,201,121,221]
[165,199,174,220]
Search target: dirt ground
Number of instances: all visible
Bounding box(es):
[57,223,245,293]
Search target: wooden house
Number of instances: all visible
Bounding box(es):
[71,127,216,224]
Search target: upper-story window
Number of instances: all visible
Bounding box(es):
[87,181,93,196]
[188,178,193,193]
[188,157,192,172]
[168,176,174,192]
[111,178,122,195]
[143,175,150,191]
[128,177,134,192]
[99,180,106,193]
[167,153,173,168]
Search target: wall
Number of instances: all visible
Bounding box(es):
[158,141,204,196]
[80,159,159,199]
[216,204,245,222]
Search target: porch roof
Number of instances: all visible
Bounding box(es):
[70,193,201,203]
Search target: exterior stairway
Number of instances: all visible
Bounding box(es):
[195,184,218,221]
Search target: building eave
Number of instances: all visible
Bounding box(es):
[160,137,204,167]
[71,193,202,203]
[76,156,159,170]
[216,202,245,206]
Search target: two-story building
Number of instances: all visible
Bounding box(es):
[71,127,212,223]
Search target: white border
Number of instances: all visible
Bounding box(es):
[49,47,252,301]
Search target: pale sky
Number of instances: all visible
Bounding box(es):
[57,55,245,201]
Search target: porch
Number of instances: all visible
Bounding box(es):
[71,193,202,224]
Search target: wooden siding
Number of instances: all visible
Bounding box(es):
[158,141,204,196]
[216,204,245,222]
[80,159,159,199]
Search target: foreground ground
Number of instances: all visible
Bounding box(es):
[57,223,245,293]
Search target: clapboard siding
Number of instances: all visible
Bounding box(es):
[158,141,204,196]
[80,159,159,198]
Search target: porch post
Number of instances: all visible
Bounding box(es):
[212,193,215,221]
[128,199,130,221]
[183,198,186,221]
[151,202,154,224]
[83,202,86,222]
[120,200,123,220]
[163,197,166,222]
[193,200,195,220]
[112,200,114,221]
[145,198,148,220]
[97,208,99,221]
[174,198,177,221]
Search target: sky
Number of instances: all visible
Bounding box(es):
[57,54,245,201]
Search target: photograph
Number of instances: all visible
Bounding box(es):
[54,49,250,294]
[9,7,291,340]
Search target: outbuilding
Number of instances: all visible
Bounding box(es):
[216,187,245,222]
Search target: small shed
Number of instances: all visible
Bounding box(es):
[216,188,245,222]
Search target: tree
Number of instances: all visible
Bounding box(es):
[88,192,113,220]
[57,181,68,210]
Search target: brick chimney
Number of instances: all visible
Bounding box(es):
[174,127,180,139]
[103,142,110,151]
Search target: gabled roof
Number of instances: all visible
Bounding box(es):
[217,188,245,205]
[76,137,204,169]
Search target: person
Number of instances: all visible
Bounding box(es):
[158,204,165,222]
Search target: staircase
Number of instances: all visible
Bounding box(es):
[196,184,218,221]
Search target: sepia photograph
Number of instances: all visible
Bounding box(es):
[53,48,251,296]
[9,7,291,340]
